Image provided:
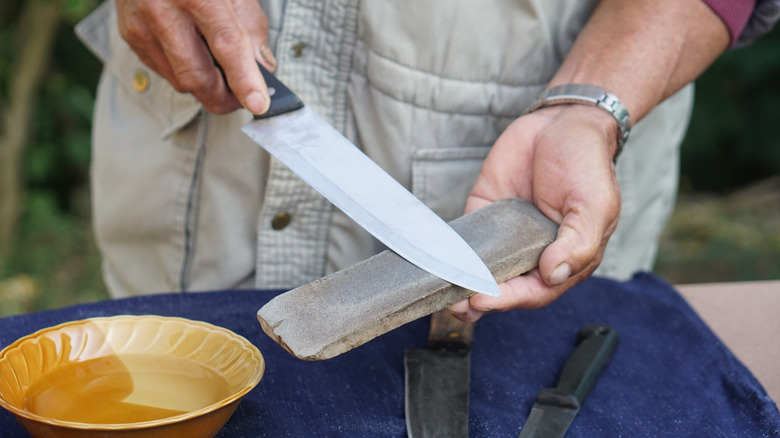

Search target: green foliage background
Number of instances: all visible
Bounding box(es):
[1,0,105,315]
[680,28,780,192]
[0,2,778,317]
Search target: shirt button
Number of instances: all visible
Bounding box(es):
[292,42,307,58]
[271,212,292,230]
[132,71,150,92]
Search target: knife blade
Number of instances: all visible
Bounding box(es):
[405,310,475,438]
[241,65,500,297]
[518,324,619,438]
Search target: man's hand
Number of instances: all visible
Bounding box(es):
[116,0,276,115]
[446,0,729,323]
[448,105,621,322]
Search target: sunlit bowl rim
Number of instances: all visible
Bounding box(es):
[0,315,265,431]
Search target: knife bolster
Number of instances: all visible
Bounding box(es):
[253,63,304,119]
[535,389,581,410]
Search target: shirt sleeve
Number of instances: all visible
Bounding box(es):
[735,0,780,48]
[701,0,756,46]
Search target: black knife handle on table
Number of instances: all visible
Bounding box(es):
[540,324,619,408]
[254,63,304,119]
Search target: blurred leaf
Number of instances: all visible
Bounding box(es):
[64,130,91,167]
[22,191,71,233]
[25,141,56,183]
[64,84,95,121]
[680,24,780,193]
[62,0,99,23]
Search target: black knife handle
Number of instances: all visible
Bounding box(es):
[254,63,304,119]
[202,36,304,118]
[549,324,619,405]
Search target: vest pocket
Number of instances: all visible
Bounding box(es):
[411,146,491,222]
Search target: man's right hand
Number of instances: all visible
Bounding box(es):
[116,0,276,115]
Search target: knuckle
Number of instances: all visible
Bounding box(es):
[117,2,172,47]
[209,27,247,55]
[174,68,213,93]
[523,300,547,311]
[515,292,551,310]
[132,0,152,13]
[605,192,621,217]
[118,17,146,43]
[526,287,557,309]
[578,237,602,264]
[168,79,188,94]
[135,0,166,20]
[204,99,240,115]
[254,13,270,34]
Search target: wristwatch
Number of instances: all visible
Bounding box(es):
[523,84,631,160]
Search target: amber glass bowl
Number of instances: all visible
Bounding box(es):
[0,315,264,438]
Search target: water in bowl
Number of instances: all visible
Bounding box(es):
[23,354,231,424]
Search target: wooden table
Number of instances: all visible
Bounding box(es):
[677,280,780,403]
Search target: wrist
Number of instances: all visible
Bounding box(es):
[532,104,621,161]
[523,84,631,161]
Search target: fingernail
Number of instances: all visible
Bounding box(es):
[259,44,277,71]
[245,91,269,115]
[549,263,571,286]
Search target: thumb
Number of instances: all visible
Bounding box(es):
[538,203,617,287]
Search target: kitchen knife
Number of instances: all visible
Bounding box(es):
[518,324,619,438]
[405,310,475,438]
[241,65,500,297]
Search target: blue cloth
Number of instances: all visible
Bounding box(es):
[1,273,778,437]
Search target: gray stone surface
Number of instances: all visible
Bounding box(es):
[257,199,558,360]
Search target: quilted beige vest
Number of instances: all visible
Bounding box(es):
[77,0,692,296]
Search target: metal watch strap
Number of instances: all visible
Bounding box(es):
[523,84,631,160]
